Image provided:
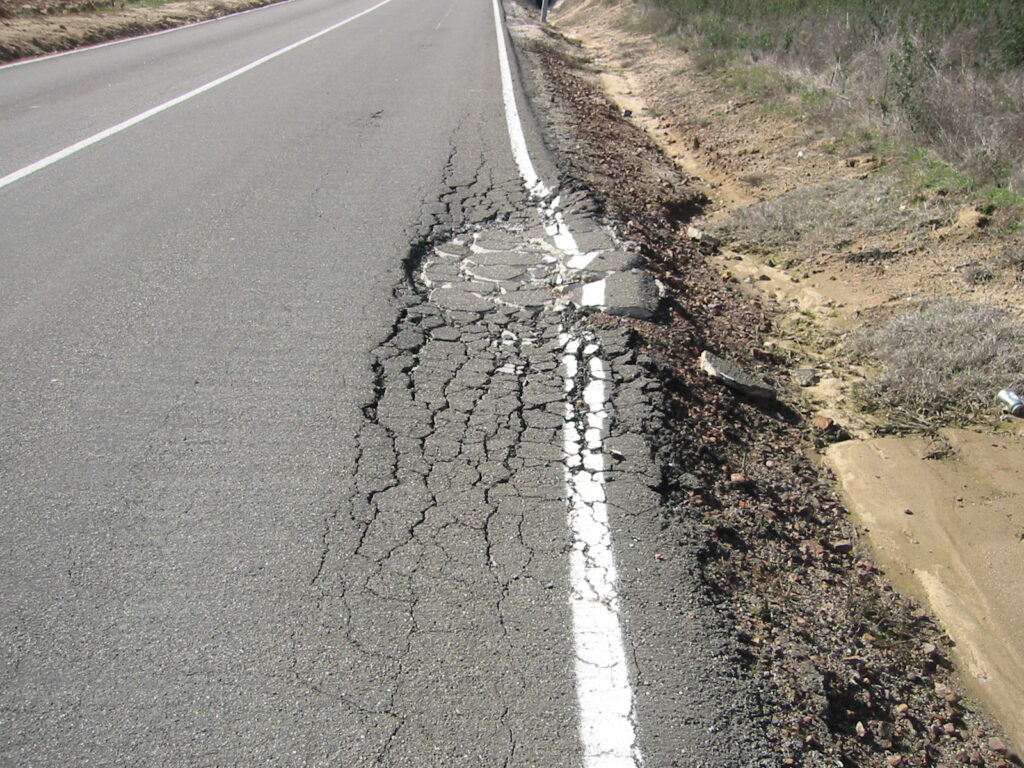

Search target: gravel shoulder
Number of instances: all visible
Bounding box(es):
[509,0,1022,764]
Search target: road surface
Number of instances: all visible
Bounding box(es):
[0,0,772,764]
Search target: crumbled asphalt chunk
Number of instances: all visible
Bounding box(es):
[580,249,642,273]
[602,270,660,319]
[793,367,819,387]
[699,350,777,399]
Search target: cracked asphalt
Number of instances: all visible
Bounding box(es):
[0,0,772,764]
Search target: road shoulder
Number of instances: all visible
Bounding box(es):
[507,0,1021,764]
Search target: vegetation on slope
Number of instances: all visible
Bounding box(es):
[646,0,1024,190]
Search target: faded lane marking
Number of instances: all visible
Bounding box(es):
[0,0,398,191]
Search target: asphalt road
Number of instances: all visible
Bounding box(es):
[0,0,773,764]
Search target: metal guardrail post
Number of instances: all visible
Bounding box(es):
[540,0,550,24]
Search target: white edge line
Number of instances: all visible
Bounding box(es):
[0,0,397,191]
[0,0,298,72]
[489,0,548,199]
[489,1,642,766]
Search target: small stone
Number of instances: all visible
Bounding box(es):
[886,756,903,767]
[811,415,833,430]
[685,225,720,250]
[922,642,939,657]
[832,540,854,554]
[793,368,818,387]
[855,721,867,739]
[988,737,1012,755]
[678,472,703,490]
[934,682,961,703]
[801,539,825,556]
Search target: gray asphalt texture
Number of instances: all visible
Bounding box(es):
[0,0,774,764]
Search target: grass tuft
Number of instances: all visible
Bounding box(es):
[848,299,1024,425]
[710,178,950,258]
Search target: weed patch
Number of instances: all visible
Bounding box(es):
[644,0,1024,192]
[710,177,949,258]
[848,299,1024,426]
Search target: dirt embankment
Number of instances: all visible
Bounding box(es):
[0,0,282,63]
[515,0,1024,763]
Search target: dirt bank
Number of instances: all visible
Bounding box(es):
[520,0,1024,763]
[0,0,282,63]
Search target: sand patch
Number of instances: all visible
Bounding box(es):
[828,429,1024,745]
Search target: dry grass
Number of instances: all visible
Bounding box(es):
[847,299,1024,426]
[0,0,174,16]
[709,177,950,258]
[646,0,1024,190]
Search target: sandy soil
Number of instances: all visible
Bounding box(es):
[0,0,281,62]
[550,0,1024,756]
[829,430,1024,743]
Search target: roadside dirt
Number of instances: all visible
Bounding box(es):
[548,0,1024,757]
[512,0,1024,763]
[0,0,281,62]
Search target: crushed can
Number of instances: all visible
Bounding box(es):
[996,389,1024,416]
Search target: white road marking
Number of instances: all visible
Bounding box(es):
[567,251,598,269]
[580,278,606,308]
[490,0,548,199]
[434,0,457,30]
[0,0,397,191]
[0,0,298,71]
[561,340,641,767]
[489,1,641,765]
